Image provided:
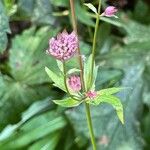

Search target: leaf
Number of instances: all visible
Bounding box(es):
[84,3,97,14]
[0,27,59,130]
[56,60,63,73]
[51,0,69,7]
[99,87,130,96]
[67,68,81,75]
[16,0,55,25]
[0,110,66,149]
[84,55,98,91]
[28,132,60,150]
[45,67,66,92]
[0,1,10,52]
[100,16,124,28]
[0,98,52,141]
[124,20,150,44]
[75,1,94,27]
[3,0,17,16]
[53,98,82,108]
[89,95,124,124]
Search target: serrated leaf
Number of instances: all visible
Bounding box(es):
[53,98,82,107]
[89,95,124,124]
[84,3,97,14]
[45,67,66,92]
[99,87,130,95]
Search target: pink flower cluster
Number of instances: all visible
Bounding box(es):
[46,30,78,61]
[68,75,81,92]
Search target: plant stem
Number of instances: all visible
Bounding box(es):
[85,103,97,150]
[69,1,97,149]
[69,0,85,91]
[90,0,101,86]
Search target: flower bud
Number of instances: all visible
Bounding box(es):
[102,6,118,17]
[46,30,78,61]
[68,75,81,92]
[86,91,97,99]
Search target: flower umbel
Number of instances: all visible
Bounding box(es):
[68,75,81,92]
[46,30,78,61]
[86,91,97,99]
[101,6,118,17]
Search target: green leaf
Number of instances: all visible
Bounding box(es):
[0,1,10,52]
[45,67,66,92]
[98,87,130,96]
[28,132,60,150]
[67,68,81,75]
[56,60,63,73]
[84,3,97,14]
[89,95,124,124]
[100,16,124,28]
[51,0,68,7]
[75,2,94,27]
[0,98,52,140]
[53,98,82,107]
[0,110,66,149]
[0,27,60,130]
[16,0,55,25]
[84,55,98,91]
[124,20,150,44]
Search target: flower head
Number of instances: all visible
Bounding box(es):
[46,30,78,61]
[68,75,81,92]
[86,91,97,99]
[102,6,118,17]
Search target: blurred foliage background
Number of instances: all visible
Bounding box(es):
[0,0,150,150]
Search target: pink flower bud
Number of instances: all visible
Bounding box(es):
[86,91,97,99]
[46,30,78,61]
[102,6,118,17]
[68,75,81,92]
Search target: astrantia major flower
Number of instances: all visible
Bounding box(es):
[46,30,78,61]
[68,75,81,92]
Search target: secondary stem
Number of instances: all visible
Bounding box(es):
[69,0,97,149]
[69,0,85,91]
[90,0,101,86]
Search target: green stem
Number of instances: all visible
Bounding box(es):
[90,0,101,87]
[85,103,97,150]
